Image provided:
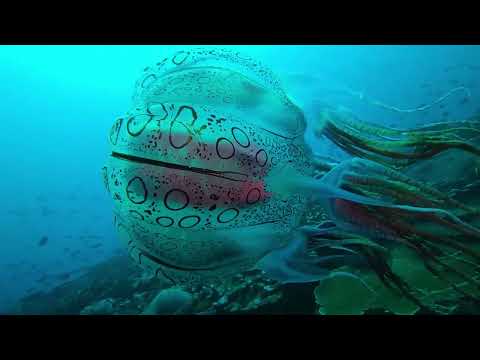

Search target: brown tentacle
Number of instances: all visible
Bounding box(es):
[357,246,427,310]
[318,115,480,170]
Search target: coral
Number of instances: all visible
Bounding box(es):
[142,287,193,315]
[80,298,115,315]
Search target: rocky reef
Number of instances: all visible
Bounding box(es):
[12,249,479,315]
[12,253,319,315]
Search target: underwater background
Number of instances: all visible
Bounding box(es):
[1,45,480,315]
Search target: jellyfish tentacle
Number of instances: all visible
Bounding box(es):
[256,231,351,284]
[349,85,472,114]
[414,245,480,302]
[305,154,480,307]
[315,110,480,169]
[344,158,479,213]
[358,246,427,309]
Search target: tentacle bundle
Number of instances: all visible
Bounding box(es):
[315,108,480,170]
[308,153,480,312]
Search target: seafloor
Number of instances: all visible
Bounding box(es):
[11,248,480,315]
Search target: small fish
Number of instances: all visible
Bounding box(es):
[38,236,48,247]
[40,206,55,217]
[448,79,460,85]
[36,274,48,283]
[89,243,103,249]
[442,111,449,117]
[56,272,71,281]
[7,209,29,217]
[459,97,470,105]
[35,195,48,203]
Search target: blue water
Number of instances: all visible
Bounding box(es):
[1,45,479,313]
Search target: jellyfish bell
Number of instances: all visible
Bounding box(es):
[103,48,322,286]
[132,48,307,141]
